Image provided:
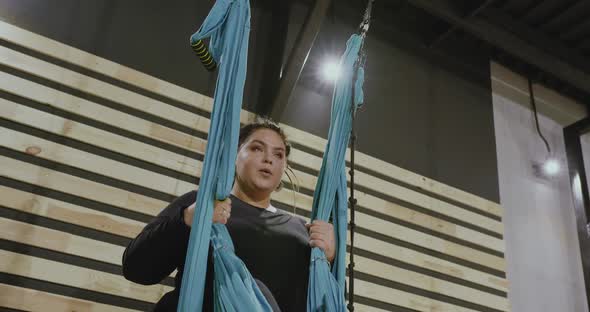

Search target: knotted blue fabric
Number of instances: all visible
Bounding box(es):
[178,0,273,311]
[307,34,365,312]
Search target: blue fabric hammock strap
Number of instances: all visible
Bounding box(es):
[179,0,272,311]
[307,34,366,312]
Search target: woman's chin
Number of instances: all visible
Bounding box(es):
[252,182,278,194]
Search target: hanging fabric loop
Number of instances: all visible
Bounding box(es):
[307,34,365,312]
[179,0,272,311]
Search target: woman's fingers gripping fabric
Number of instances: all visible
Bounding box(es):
[307,220,336,262]
[213,198,232,224]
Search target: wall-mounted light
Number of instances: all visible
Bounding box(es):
[533,157,561,180]
[542,158,560,176]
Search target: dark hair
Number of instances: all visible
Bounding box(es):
[238,118,291,157]
[238,117,299,207]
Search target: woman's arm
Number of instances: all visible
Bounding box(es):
[122,191,196,285]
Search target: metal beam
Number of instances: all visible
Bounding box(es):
[428,0,494,48]
[560,17,590,42]
[270,0,331,121]
[541,0,589,33]
[564,118,590,311]
[406,0,590,97]
[521,0,561,24]
[578,37,590,53]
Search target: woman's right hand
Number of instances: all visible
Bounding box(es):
[183,198,232,227]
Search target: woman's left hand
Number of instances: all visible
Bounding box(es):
[306,220,336,263]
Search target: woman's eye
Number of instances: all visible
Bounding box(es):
[252,146,262,152]
[274,153,284,159]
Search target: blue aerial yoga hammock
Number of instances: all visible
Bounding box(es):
[179,0,366,310]
[307,34,365,312]
[179,0,273,311]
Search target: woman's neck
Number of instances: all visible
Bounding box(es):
[231,184,271,209]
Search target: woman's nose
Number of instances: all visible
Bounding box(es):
[263,152,273,164]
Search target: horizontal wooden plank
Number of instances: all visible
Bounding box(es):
[351,278,478,312]
[0,118,505,271]
[284,151,504,237]
[0,144,169,217]
[0,121,200,204]
[345,145,503,217]
[0,249,171,303]
[0,284,140,312]
[0,70,209,158]
[0,213,178,280]
[0,185,137,239]
[355,234,508,292]
[0,45,219,140]
[356,211,505,271]
[355,170,503,235]
[0,47,504,233]
[0,20,503,219]
[354,256,509,311]
[0,20,214,118]
[0,185,145,239]
[351,303,391,312]
[0,217,124,266]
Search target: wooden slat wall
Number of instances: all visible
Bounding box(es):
[0,20,510,312]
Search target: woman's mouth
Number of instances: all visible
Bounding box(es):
[259,169,272,177]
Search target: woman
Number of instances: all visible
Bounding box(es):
[122,119,336,311]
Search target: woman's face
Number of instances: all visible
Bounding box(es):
[235,128,287,196]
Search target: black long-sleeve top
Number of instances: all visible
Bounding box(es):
[122,191,311,311]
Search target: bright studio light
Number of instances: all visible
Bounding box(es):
[321,59,341,82]
[543,159,560,176]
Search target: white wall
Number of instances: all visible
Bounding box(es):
[492,63,588,312]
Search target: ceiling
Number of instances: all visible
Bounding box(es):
[373,0,590,106]
[290,0,589,108]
